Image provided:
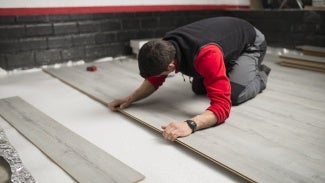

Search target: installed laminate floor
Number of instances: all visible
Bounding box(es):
[43,54,325,183]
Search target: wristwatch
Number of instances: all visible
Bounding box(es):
[185,120,197,133]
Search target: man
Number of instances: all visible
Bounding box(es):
[108,17,270,141]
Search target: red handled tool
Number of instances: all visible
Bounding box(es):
[86,65,97,72]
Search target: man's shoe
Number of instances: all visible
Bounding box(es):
[260,64,271,76]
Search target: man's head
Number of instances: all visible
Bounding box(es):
[138,40,176,78]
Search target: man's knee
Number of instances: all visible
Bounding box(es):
[231,82,246,106]
[231,77,265,106]
[192,77,207,95]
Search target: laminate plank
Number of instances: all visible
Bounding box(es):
[297,45,325,53]
[265,55,324,85]
[279,53,325,64]
[43,56,325,183]
[280,57,325,69]
[278,53,325,72]
[296,45,325,57]
[280,62,325,73]
[0,96,144,183]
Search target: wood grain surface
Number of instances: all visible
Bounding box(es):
[280,62,325,73]
[43,55,325,183]
[296,45,325,57]
[279,53,325,64]
[279,53,325,72]
[0,96,145,183]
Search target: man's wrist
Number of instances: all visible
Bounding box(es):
[185,120,197,133]
[126,95,133,103]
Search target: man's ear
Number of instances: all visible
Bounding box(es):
[167,61,176,71]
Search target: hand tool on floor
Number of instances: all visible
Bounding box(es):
[86,65,97,72]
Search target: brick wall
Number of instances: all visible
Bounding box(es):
[0,10,324,70]
[227,10,325,48]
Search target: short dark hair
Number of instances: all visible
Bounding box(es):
[138,40,176,78]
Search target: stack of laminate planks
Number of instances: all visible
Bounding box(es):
[278,45,325,72]
[296,45,325,57]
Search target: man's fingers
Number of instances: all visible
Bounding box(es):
[120,102,130,109]
[167,133,178,141]
[107,103,116,111]
[162,126,179,141]
[162,122,192,141]
[107,99,130,111]
[167,132,178,141]
[109,103,121,111]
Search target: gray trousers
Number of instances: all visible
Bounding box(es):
[192,28,269,105]
[228,28,268,105]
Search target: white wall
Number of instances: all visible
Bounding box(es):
[0,0,249,8]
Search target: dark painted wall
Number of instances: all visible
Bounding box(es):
[0,10,324,70]
[227,10,324,48]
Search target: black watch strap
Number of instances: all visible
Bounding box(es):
[185,120,197,133]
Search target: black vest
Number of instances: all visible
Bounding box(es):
[163,17,256,77]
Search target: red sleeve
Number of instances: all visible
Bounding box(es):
[146,75,167,89]
[194,45,231,124]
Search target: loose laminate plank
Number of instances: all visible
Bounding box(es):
[279,53,325,72]
[0,96,144,183]
[280,62,325,73]
[279,53,325,64]
[43,58,325,183]
[279,57,325,69]
[296,45,325,57]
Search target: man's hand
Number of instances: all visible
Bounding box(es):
[107,80,157,112]
[107,98,131,111]
[161,122,192,141]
